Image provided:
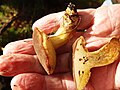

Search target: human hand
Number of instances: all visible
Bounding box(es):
[0,4,120,90]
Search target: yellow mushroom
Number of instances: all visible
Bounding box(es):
[32,3,80,74]
[72,36,120,90]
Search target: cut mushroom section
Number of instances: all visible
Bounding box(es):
[72,36,120,90]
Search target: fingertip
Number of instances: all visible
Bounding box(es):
[11,73,45,90]
[3,39,35,55]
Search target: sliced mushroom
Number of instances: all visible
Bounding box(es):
[32,3,80,75]
[33,28,56,75]
[72,36,120,90]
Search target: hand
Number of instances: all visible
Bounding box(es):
[0,4,120,90]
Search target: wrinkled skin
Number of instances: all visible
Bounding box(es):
[1,4,120,90]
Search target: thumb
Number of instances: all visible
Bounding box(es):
[77,9,95,30]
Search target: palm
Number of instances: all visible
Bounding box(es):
[83,5,120,51]
[80,4,120,89]
[81,4,120,89]
[1,4,120,90]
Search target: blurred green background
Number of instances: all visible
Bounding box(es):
[0,0,104,90]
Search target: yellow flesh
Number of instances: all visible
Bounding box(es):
[33,28,56,75]
[32,3,80,75]
[72,36,120,90]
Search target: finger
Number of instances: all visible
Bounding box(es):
[84,37,111,51]
[0,54,44,76]
[77,9,95,30]
[32,9,95,34]
[114,56,120,89]
[32,12,64,34]
[82,7,112,41]
[3,32,82,55]
[55,53,70,73]
[84,5,120,38]
[11,73,46,90]
[82,5,120,51]
[3,39,36,55]
[0,53,71,76]
[10,73,75,90]
[11,72,94,90]
[90,59,119,90]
